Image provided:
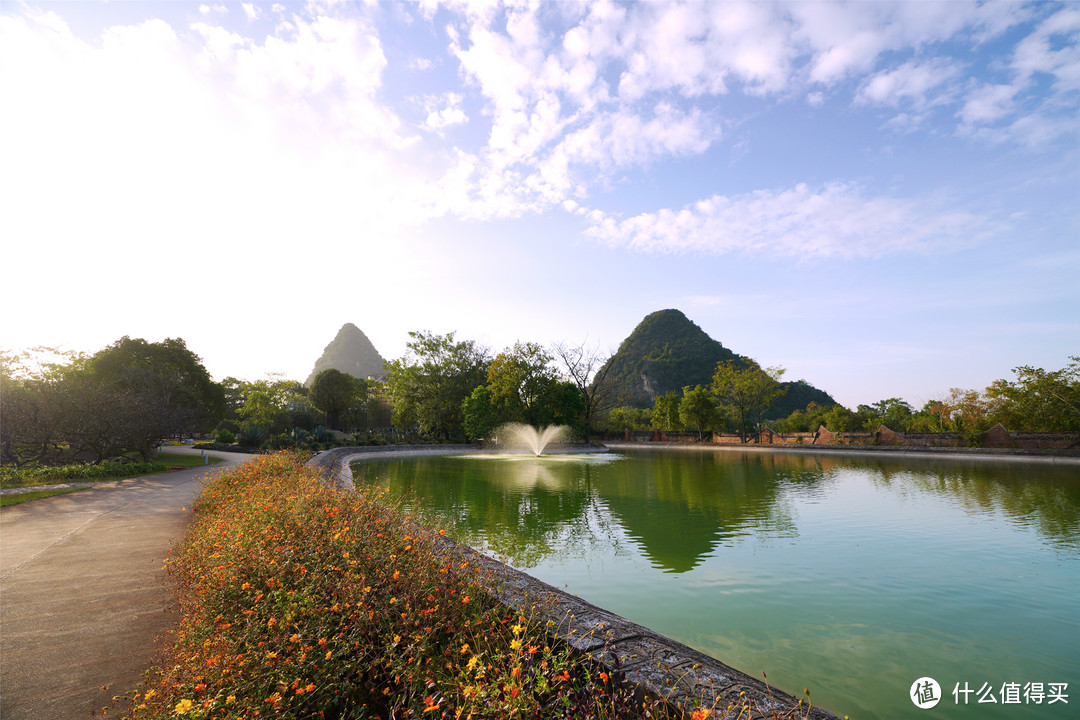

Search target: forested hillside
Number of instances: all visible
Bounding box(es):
[597,309,835,419]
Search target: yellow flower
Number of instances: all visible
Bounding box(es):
[509,638,522,651]
[174,698,194,715]
[467,655,479,671]
[510,623,524,635]
[226,695,236,704]
[145,690,156,700]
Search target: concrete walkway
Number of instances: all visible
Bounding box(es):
[0,449,254,720]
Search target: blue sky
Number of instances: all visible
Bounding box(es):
[1,0,1077,409]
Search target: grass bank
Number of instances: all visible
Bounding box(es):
[118,451,687,720]
[1,452,224,506]
[1,452,221,489]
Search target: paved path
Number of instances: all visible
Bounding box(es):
[0,449,254,720]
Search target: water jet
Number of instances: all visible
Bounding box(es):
[493,423,570,456]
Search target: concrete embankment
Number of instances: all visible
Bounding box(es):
[603,439,1080,464]
[309,445,842,720]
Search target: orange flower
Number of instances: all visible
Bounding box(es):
[691,710,713,720]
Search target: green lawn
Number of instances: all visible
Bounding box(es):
[0,452,223,507]
[0,487,83,507]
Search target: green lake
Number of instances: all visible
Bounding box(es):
[351,447,1080,719]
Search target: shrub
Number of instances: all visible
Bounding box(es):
[311,425,333,444]
[214,430,236,444]
[236,427,268,448]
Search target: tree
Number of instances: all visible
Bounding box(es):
[462,386,501,441]
[485,342,560,425]
[819,403,859,432]
[650,391,683,431]
[81,337,226,458]
[711,359,785,443]
[385,331,490,441]
[236,377,306,432]
[679,385,719,440]
[539,380,588,435]
[309,369,358,430]
[860,397,915,432]
[602,405,651,432]
[2,340,223,463]
[986,357,1080,431]
[942,388,994,434]
[0,349,71,465]
[552,340,615,437]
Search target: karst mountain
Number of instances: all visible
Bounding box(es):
[598,309,836,419]
[305,323,387,385]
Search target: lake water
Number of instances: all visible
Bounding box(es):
[351,447,1080,719]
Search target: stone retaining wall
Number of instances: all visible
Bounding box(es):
[308,445,842,720]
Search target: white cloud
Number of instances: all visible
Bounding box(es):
[957,8,1080,146]
[422,92,469,132]
[857,58,963,110]
[584,183,999,259]
[0,5,440,282]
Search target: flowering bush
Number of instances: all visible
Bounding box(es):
[121,452,682,719]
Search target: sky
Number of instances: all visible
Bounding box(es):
[1,0,1077,410]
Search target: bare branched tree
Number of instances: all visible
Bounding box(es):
[551,340,616,436]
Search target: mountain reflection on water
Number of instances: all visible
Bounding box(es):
[350,449,1080,572]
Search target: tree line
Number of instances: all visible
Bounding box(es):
[599,356,1080,440]
[3,332,1075,466]
[0,333,614,465]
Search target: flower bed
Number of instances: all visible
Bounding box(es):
[121,451,681,719]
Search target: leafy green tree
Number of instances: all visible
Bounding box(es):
[861,397,916,432]
[986,357,1080,431]
[385,331,490,441]
[599,405,651,432]
[462,386,501,441]
[485,342,559,425]
[339,376,371,430]
[650,391,683,431]
[820,404,860,432]
[679,385,719,440]
[538,380,588,435]
[3,341,223,463]
[236,377,306,432]
[309,369,358,430]
[79,337,225,459]
[711,359,785,442]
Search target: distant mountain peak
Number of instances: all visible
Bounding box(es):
[305,324,387,385]
[601,309,837,417]
[603,309,740,408]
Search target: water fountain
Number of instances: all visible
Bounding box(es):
[494,423,570,456]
